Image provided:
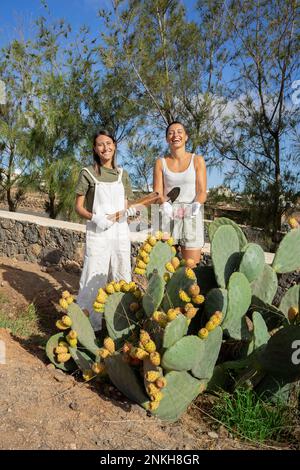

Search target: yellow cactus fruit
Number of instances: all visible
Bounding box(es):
[61,315,72,327]
[56,319,69,330]
[138,249,148,258]
[133,288,142,300]
[58,340,69,348]
[92,362,106,375]
[121,283,131,292]
[57,352,71,363]
[140,330,151,345]
[59,298,69,310]
[192,294,205,305]
[167,309,178,322]
[145,371,160,382]
[171,246,177,255]
[167,237,174,246]
[98,348,110,359]
[104,337,115,354]
[142,254,150,264]
[150,391,163,402]
[54,345,69,354]
[144,340,156,353]
[68,330,78,339]
[134,267,146,275]
[82,369,94,381]
[62,290,71,299]
[129,302,139,313]
[185,267,196,280]
[134,348,149,360]
[184,303,194,312]
[171,257,180,269]
[148,400,160,411]
[165,262,175,273]
[288,306,299,321]
[189,284,200,297]
[155,231,163,240]
[152,311,165,322]
[198,328,209,339]
[68,338,78,348]
[179,289,191,303]
[122,342,132,354]
[150,351,161,366]
[156,377,167,388]
[143,243,152,254]
[137,260,147,269]
[210,314,222,326]
[159,318,168,328]
[96,293,107,304]
[288,217,299,229]
[128,281,136,291]
[98,287,108,298]
[105,283,115,294]
[185,307,198,320]
[205,320,216,332]
[146,383,160,396]
[186,258,197,268]
[113,282,121,292]
[66,295,74,305]
[93,301,105,312]
[163,272,171,282]
[148,235,157,246]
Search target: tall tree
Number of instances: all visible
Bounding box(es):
[99,0,230,154]
[212,0,300,239]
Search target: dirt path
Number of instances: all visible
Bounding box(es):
[0,257,278,450]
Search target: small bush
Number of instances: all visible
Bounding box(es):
[211,388,290,442]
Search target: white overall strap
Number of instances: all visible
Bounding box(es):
[117,167,123,183]
[81,167,99,184]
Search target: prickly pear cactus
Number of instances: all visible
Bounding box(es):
[45,221,300,422]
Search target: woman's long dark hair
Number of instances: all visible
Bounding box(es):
[93,130,117,171]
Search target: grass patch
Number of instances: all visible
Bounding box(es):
[0,303,44,339]
[211,388,290,442]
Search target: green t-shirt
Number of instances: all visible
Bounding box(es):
[75,164,133,213]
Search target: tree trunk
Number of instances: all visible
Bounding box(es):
[7,187,16,212]
[272,135,282,243]
[48,192,57,219]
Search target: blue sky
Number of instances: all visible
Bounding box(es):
[0,0,225,188]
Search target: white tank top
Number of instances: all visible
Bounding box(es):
[160,154,196,203]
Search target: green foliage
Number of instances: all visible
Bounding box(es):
[211,388,289,442]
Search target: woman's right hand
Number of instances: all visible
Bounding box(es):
[91,213,113,231]
[161,201,173,219]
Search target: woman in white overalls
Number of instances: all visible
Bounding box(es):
[75,130,136,331]
[153,121,207,266]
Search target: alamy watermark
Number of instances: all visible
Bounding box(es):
[291,340,300,365]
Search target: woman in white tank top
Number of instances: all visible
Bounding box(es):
[153,121,207,266]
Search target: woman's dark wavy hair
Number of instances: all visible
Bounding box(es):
[165,121,188,138]
[93,130,117,170]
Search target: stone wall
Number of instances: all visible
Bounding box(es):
[0,210,275,270]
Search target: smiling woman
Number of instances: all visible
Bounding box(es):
[74,130,136,331]
[153,121,207,266]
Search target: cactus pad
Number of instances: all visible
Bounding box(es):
[239,243,265,283]
[162,314,189,349]
[211,225,241,288]
[250,264,278,304]
[46,332,76,372]
[162,335,204,371]
[67,303,99,356]
[272,228,300,273]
